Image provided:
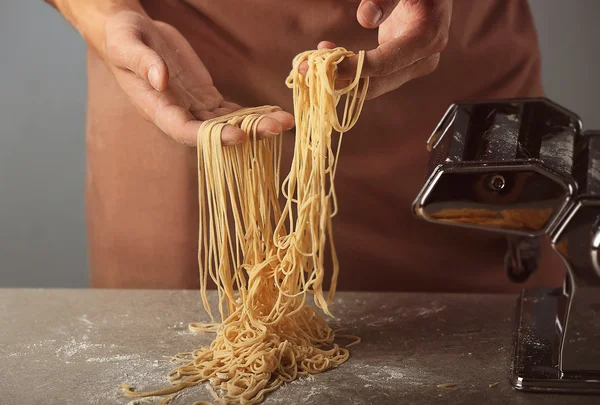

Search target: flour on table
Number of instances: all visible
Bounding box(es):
[351,364,406,384]
[87,354,141,363]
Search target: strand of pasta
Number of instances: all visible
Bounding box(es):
[121,47,368,405]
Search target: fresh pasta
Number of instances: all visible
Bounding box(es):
[121,47,369,405]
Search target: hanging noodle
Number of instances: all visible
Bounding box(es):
[121,47,369,404]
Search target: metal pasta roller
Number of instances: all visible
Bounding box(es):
[412,98,600,393]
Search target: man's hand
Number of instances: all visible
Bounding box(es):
[103,11,294,146]
[45,1,294,146]
[314,0,452,99]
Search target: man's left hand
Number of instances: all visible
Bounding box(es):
[324,0,453,99]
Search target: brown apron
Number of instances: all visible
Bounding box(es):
[86,0,565,291]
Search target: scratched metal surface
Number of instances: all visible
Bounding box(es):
[0,289,595,405]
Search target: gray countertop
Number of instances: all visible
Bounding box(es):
[0,288,594,405]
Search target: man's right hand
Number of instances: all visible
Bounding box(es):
[46,2,294,146]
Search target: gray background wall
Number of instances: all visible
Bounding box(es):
[0,1,598,288]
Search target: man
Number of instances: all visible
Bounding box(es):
[45,0,563,292]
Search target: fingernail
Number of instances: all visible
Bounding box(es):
[360,1,383,26]
[148,65,161,91]
[264,130,279,137]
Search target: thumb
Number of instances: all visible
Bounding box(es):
[357,0,402,28]
[317,41,337,50]
[105,27,169,91]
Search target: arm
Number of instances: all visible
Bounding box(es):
[44,0,146,56]
[43,0,294,145]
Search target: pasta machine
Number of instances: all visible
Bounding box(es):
[412,98,600,393]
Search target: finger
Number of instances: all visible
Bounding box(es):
[254,117,285,139]
[295,45,355,89]
[221,125,249,146]
[298,41,339,75]
[357,0,402,29]
[195,109,294,143]
[264,111,295,131]
[298,41,336,75]
[155,105,249,147]
[195,108,294,134]
[186,122,248,146]
[106,28,169,91]
[318,41,337,50]
[317,42,350,89]
[298,61,309,76]
[365,53,440,99]
[224,112,295,141]
[220,101,242,111]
